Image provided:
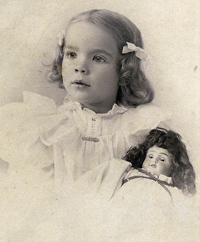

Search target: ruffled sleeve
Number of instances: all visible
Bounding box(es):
[122,103,171,146]
[0,91,60,165]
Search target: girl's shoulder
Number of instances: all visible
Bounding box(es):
[0,92,61,164]
[22,91,59,114]
[0,91,59,118]
[121,103,171,132]
[124,103,168,119]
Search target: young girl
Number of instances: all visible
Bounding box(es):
[0,9,168,187]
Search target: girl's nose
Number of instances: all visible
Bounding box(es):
[74,58,89,74]
[74,68,88,74]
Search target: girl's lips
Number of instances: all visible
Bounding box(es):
[72,80,90,87]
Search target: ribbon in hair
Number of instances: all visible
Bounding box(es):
[122,42,148,61]
[57,30,65,46]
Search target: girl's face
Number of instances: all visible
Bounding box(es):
[62,21,120,113]
[142,146,173,177]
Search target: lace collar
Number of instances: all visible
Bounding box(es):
[140,168,173,185]
[63,98,128,116]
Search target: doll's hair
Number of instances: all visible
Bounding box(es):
[124,128,196,195]
[48,9,154,107]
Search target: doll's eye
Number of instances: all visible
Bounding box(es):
[148,154,154,159]
[93,55,106,63]
[66,51,77,59]
[160,157,166,162]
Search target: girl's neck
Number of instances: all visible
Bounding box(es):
[80,102,116,114]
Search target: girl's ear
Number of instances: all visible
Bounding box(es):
[119,78,127,86]
[119,77,131,86]
[119,79,126,87]
[118,55,135,86]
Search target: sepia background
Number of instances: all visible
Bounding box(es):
[0,0,199,190]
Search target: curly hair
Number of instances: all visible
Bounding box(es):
[48,9,154,107]
[124,128,196,195]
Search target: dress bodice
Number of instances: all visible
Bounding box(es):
[0,91,170,185]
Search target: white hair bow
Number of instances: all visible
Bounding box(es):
[122,42,148,61]
[57,30,65,46]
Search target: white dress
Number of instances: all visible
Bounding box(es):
[0,93,198,241]
[0,92,170,241]
[0,91,169,187]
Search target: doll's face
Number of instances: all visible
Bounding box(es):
[62,21,120,113]
[142,146,173,177]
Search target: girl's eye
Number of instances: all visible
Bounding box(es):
[148,154,153,159]
[93,55,106,63]
[66,51,77,59]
